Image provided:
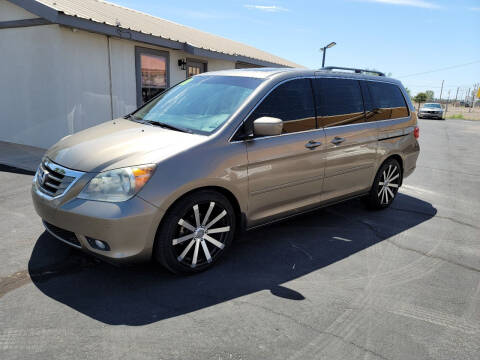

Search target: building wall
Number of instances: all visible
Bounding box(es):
[0,24,112,148]
[0,23,236,148]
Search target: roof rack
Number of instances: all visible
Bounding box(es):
[321,66,385,77]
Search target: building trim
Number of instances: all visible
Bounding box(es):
[0,18,51,29]
[6,0,291,68]
[107,36,114,120]
[183,44,285,68]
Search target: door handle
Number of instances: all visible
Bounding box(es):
[305,140,322,149]
[331,136,345,145]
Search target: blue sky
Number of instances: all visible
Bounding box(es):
[113,0,479,99]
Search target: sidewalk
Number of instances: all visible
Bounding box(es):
[0,141,45,172]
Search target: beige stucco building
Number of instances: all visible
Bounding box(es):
[0,0,300,148]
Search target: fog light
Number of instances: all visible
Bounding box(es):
[85,237,110,251]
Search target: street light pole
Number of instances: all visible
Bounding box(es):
[320,42,336,68]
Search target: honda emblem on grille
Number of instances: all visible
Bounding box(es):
[39,169,49,186]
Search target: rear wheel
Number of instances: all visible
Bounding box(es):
[154,190,236,274]
[366,158,402,210]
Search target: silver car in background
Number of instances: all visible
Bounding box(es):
[418,103,445,120]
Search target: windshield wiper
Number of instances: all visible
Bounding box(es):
[126,115,191,133]
[143,120,192,133]
[126,114,142,122]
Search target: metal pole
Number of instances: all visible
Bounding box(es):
[470,84,477,112]
[439,80,444,102]
[445,90,451,113]
[453,87,459,108]
[322,48,326,68]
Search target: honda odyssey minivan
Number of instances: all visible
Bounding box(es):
[32,67,420,274]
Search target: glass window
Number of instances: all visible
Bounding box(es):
[187,61,206,78]
[248,79,316,134]
[136,48,168,105]
[313,78,365,128]
[366,82,409,120]
[132,76,263,135]
[423,103,441,108]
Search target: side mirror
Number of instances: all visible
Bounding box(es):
[253,117,283,136]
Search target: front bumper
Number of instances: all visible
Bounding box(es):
[419,112,443,118]
[32,180,164,263]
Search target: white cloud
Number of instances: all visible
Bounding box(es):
[244,4,289,12]
[359,0,441,9]
[470,7,480,11]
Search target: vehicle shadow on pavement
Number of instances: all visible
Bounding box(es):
[28,193,436,326]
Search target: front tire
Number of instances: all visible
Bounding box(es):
[154,190,236,274]
[366,158,402,210]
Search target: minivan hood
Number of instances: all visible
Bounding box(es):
[46,119,206,172]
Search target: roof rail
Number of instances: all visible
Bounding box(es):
[321,66,385,77]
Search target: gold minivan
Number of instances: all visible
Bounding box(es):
[32,67,420,274]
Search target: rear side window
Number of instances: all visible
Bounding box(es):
[248,78,316,134]
[366,82,409,120]
[313,78,365,128]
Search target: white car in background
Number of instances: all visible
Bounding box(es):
[418,103,445,120]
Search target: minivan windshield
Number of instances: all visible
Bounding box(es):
[423,103,442,108]
[131,75,263,135]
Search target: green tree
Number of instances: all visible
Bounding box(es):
[414,92,428,103]
[425,90,434,101]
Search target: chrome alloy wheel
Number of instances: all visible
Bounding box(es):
[377,164,400,205]
[172,202,231,268]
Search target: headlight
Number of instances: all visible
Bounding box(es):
[78,164,156,202]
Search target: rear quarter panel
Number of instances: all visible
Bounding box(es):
[376,109,419,180]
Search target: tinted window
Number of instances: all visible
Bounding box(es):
[314,78,365,127]
[248,78,316,134]
[366,82,409,120]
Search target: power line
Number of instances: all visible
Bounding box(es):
[398,60,480,78]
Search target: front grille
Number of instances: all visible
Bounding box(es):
[43,221,81,247]
[36,159,82,197]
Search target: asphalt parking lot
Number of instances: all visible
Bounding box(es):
[1,119,479,360]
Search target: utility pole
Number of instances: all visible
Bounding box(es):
[475,83,479,109]
[453,87,459,108]
[445,89,451,113]
[439,80,444,102]
[470,83,478,112]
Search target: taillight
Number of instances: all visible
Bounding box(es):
[414,126,419,139]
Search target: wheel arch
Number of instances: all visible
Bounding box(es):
[377,154,404,186]
[154,185,245,245]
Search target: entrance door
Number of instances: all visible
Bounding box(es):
[187,60,206,78]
